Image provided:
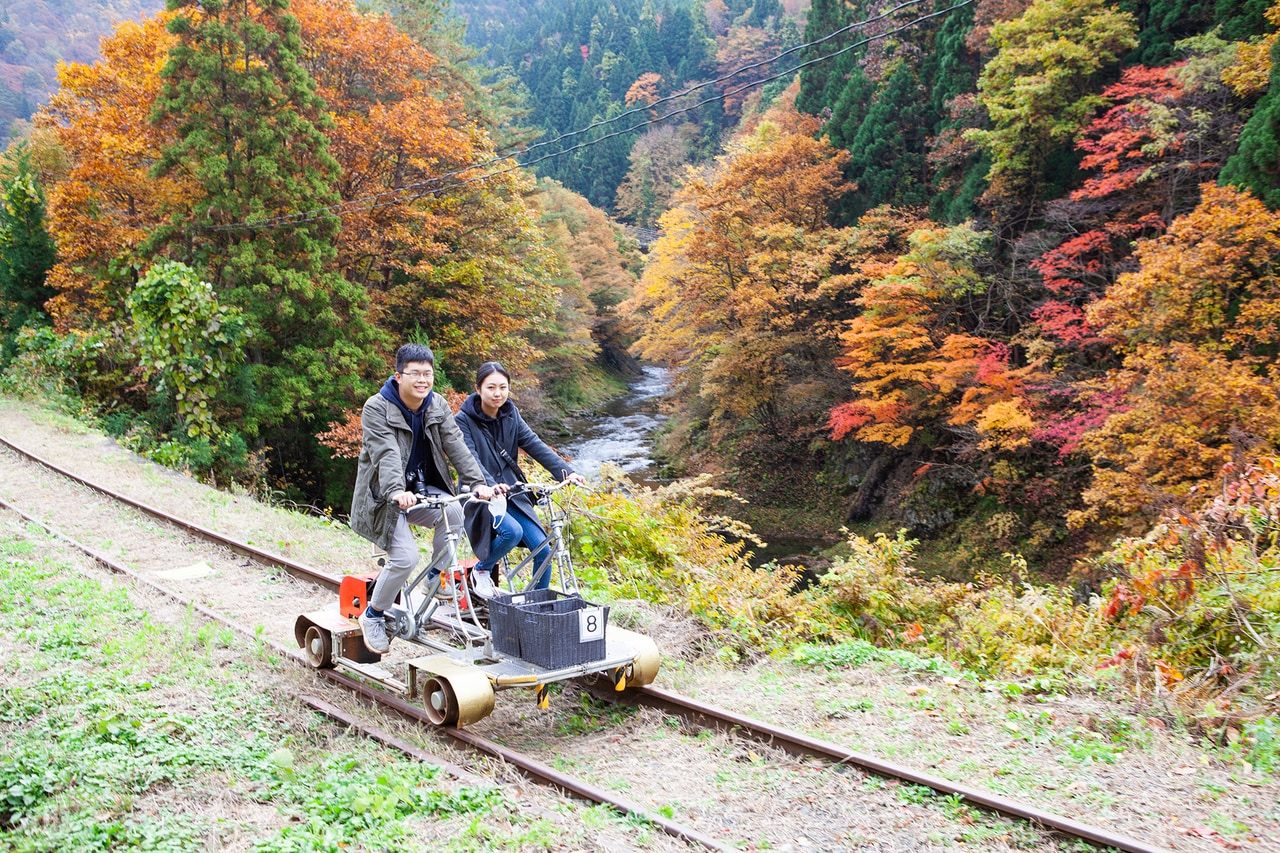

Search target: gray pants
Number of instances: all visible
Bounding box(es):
[369,488,463,612]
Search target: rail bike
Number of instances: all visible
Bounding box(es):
[293,480,660,727]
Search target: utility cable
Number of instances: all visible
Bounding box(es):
[204,0,974,231]
[514,0,933,161]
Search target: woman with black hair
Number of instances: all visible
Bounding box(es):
[455,361,586,591]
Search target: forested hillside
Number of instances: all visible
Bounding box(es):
[451,0,802,218]
[0,0,641,509]
[614,0,1280,579]
[0,0,163,132]
[1,0,1280,579]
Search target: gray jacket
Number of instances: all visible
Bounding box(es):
[349,389,486,550]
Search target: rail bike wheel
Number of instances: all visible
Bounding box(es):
[612,627,660,688]
[417,658,496,727]
[301,624,335,669]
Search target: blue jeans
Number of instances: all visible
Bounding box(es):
[477,504,551,590]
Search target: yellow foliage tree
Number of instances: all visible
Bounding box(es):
[1222,0,1280,98]
[626,89,859,448]
[1077,184,1280,527]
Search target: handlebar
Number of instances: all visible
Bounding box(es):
[398,479,586,511]
[403,489,485,510]
[508,478,588,498]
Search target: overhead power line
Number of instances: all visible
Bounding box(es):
[513,0,934,162]
[207,0,974,232]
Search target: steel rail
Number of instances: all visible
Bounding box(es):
[0,490,728,852]
[320,668,732,852]
[0,434,338,589]
[586,687,1174,853]
[1,434,1175,853]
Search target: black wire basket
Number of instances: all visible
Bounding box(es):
[489,589,608,668]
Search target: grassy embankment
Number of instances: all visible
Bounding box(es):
[0,523,624,852]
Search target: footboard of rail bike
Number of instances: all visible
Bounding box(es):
[294,481,660,726]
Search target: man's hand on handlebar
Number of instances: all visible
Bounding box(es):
[394,486,504,507]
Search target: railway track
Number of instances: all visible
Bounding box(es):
[0,433,1178,853]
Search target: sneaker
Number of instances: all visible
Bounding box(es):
[358,609,390,655]
[434,575,455,600]
[470,570,497,599]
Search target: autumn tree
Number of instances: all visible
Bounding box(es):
[614,123,694,228]
[1029,40,1247,353]
[1221,35,1280,207]
[34,15,188,332]
[968,0,1137,231]
[290,0,559,382]
[831,223,1037,453]
[1221,0,1280,99]
[626,90,861,487]
[714,25,778,120]
[1077,184,1280,527]
[526,177,638,400]
[624,71,662,112]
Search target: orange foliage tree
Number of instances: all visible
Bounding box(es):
[528,178,640,385]
[34,0,567,464]
[626,90,859,455]
[290,0,559,379]
[714,27,778,120]
[831,223,1039,454]
[34,15,189,332]
[1076,184,1280,527]
[39,0,562,376]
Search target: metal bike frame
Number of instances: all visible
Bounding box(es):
[495,482,580,596]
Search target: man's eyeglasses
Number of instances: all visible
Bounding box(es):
[400,370,433,380]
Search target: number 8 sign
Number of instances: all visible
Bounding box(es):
[578,606,605,642]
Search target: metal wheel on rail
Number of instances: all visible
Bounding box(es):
[614,627,661,688]
[301,624,335,669]
[414,657,496,727]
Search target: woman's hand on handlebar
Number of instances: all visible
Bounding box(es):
[472,484,499,501]
[509,476,586,498]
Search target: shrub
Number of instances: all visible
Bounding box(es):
[572,468,822,655]
[0,325,134,414]
[939,580,1113,676]
[1085,458,1280,717]
[818,529,976,644]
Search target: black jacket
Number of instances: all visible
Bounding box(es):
[455,393,576,523]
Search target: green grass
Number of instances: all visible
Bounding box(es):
[0,527,550,853]
[553,691,638,736]
[791,640,966,678]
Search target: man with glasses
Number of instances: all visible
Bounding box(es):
[349,343,498,654]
